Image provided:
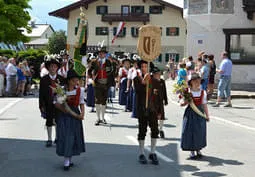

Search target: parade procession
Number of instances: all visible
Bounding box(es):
[1,0,255,177]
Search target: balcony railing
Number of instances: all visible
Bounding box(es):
[102,13,150,24]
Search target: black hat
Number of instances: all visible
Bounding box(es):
[97,46,108,54]
[44,55,61,70]
[152,67,161,74]
[67,69,81,80]
[137,60,155,71]
[188,72,201,85]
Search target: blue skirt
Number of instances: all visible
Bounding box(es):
[56,107,85,157]
[119,78,127,105]
[86,84,95,107]
[126,87,133,111]
[181,105,207,151]
[131,89,138,119]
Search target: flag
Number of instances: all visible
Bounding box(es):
[112,22,125,44]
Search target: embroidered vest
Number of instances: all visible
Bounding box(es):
[67,87,81,107]
[192,90,204,106]
[97,62,107,79]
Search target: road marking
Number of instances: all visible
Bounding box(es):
[0,99,23,116]
[126,135,174,163]
[211,116,255,132]
[168,96,255,132]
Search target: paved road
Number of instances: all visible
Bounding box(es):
[0,85,254,177]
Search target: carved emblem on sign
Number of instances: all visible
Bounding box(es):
[137,25,161,62]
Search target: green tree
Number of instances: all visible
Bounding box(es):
[47,30,66,54]
[0,0,31,43]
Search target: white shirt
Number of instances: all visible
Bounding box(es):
[49,74,57,80]
[191,89,207,104]
[5,63,17,76]
[118,67,129,83]
[40,68,49,78]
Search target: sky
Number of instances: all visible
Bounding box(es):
[28,0,183,31]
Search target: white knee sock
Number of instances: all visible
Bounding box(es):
[64,157,70,166]
[159,120,164,131]
[95,104,101,121]
[151,138,157,153]
[47,126,52,141]
[101,105,106,120]
[138,140,145,155]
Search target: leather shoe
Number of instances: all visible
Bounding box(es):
[149,153,159,165]
[139,154,148,164]
[63,165,70,171]
[45,140,52,147]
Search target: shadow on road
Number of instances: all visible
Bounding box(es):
[195,155,244,167]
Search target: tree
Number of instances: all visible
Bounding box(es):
[47,30,67,54]
[0,0,31,43]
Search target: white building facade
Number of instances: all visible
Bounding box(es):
[49,0,186,66]
[184,0,255,89]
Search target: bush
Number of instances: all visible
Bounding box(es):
[0,49,15,58]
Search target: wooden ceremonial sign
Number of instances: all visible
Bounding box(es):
[137,25,161,109]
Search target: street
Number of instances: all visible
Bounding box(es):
[0,81,255,177]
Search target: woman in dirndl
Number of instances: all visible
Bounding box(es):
[181,73,210,159]
[118,57,131,111]
[86,68,95,112]
[54,69,85,171]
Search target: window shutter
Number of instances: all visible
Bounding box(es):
[176,28,180,36]
[131,27,134,37]
[75,27,78,35]
[77,18,80,28]
[166,28,169,36]
[96,6,100,14]
[158,54,162,62]
[123,28,126,36]
[176,54,180,62]
[105,6,108,14]
[113,27,117,35]
[165,53,170,62]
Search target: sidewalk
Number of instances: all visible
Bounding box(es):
[165,79,255,99]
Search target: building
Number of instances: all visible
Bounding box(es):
[49,0,186,66]
[184,0,255,89]
[22,23,55,49]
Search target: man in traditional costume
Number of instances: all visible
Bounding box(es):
[39,55,65,147]
[89,46,112,126]
[133,60,160,165]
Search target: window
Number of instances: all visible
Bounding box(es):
[131,27,139,37]
[97,6,108,15]
[223,28,255,64]
[166,27,180,36]
[95,27,108,35]
[165,53,179,62]
[131,6,144,14]
[113,27,126,37]
[122,5,130,15]
[149,6,163,14]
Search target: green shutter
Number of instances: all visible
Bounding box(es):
[96,6,100,14]
[113,27,117,35]
[77,18,80,28]
[123,28,126,36]
[165,53,169,62]
[176,54,180,62]
[176,28,180,36]
[131,27,134,37]
[158,54,162,62]
[166,28,169,36]
[75,27,78,35]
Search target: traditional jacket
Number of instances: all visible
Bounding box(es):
[39,74,65,119]
[89,58,112,86]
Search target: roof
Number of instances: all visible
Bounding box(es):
[22,24,54,37]
[24,38,49,45]
[49,0,183,19]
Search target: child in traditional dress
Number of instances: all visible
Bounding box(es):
[180,72,209,159]
[151,67,168,138]
[54,69,86,171]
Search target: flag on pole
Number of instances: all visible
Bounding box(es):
[112,21,125,44]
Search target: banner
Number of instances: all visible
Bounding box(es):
[112,21,125,44]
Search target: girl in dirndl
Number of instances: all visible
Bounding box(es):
[54,69,85,171]
[181,72,210,159]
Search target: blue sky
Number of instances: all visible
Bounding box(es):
[28,0,183,32]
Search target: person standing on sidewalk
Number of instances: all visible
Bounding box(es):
[214,51,233,107]
[39,56,65,147]
[5,58,17,97]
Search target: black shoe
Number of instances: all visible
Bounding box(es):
[45,140,52,147]
[110,99,113,103]
[102,119,107,124]
[149,153,159,165]
[159,130,165,138]
[54,139,57,144]
[69,163,74,167]
[95,120,100,126]
[139,154,148,164]
[63,165,70,171]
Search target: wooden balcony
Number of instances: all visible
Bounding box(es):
[243,0,255,20]
[102,13,150,24]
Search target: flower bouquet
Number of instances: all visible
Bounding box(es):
[50,84,82,120]
[173,80,207,119]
